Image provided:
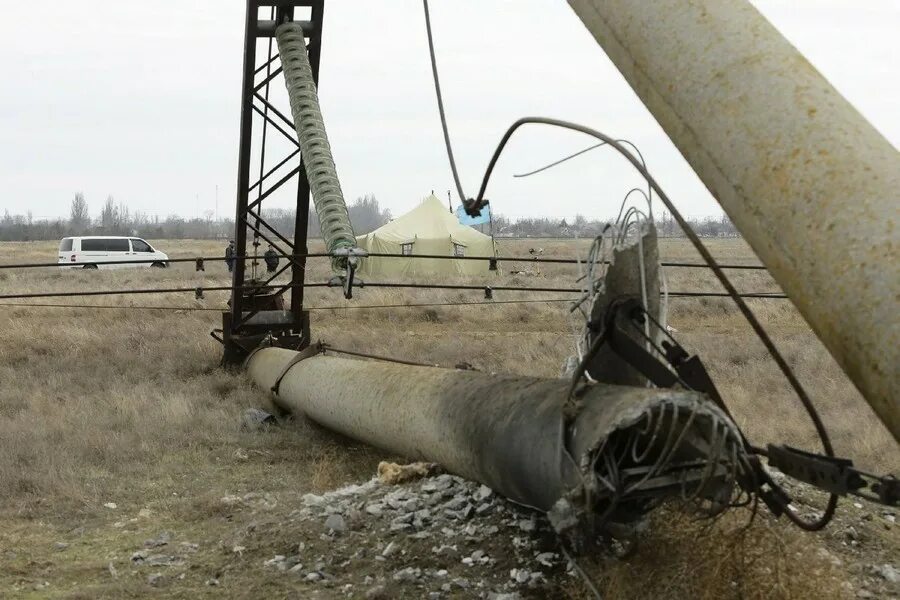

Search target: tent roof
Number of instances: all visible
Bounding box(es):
[363,194,491,245]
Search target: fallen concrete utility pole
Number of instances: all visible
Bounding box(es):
[248,347,747,533]
[568,0,900,440]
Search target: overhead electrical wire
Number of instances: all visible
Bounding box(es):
[0,253,767,270]
[423,0,467,205]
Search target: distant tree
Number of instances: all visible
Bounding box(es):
[349,194,391,234]
[70,192,90,230]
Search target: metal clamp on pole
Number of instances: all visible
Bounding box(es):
[329,248,368,299]
[270,341,324,395]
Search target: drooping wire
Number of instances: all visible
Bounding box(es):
[514,138,653,219]
[423,0,467,205]
[467,116,836,530]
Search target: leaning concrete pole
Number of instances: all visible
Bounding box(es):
[568,0,900,440]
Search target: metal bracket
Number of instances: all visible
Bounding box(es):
[331,247,368,299]
[767,444,898,505]
[270,341,324,395]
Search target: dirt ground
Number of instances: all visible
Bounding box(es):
[0,237,896,599]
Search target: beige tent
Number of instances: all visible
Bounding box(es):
[355,194,496,277]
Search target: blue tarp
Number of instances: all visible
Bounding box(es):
[455,202,491,226]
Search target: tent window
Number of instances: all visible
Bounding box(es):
[401,242,414,256]
[453,243,465,257]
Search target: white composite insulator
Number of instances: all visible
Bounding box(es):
[275,22,356,271]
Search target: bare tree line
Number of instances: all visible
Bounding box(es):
[0,192,739,242]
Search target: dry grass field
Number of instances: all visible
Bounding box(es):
[0,237,896,598]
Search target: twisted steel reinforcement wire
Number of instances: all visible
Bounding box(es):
[466,116,837,530]
[275,21,356,270]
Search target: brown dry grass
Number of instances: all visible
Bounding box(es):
[0,237,896,598]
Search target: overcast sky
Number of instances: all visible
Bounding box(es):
[1,1,897,222]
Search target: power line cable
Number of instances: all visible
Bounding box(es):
[423,0,466,205]
[0,252,767,270]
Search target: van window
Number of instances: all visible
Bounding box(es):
[81,239,106,251]
[107,239,129,252]
[130,239,152,252]
[59,238,73,252]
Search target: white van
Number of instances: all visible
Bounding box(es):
[57,236,169,269]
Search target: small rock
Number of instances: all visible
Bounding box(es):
[513,568,531,584]
[875,564,900,583]
[305,572,323,582]
[54,542,69,551]
[393,566,421,582]
[365,503,384,517]
[148,573,164,587]
[325,513,346,534]
[233,448,249,460]
[475,502,493,516]
[144,531,171,548]
[103,502,118,509]
[443,495,468,511]
[264,555,287,568]
[288,563,305,574]
[241,407,276,430]
[517,519,536,533]
[488,593,522,600]
[474,485,493,502]
[205,578,220,586]
[138,508,153,518]
[108,562,119,579]
[536,552,556,567]
[382,541,399,557]
[145,555,183,567]
[365,585,388,599]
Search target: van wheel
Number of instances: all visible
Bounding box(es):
[151,261,167,268]
[82,264,98,269]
